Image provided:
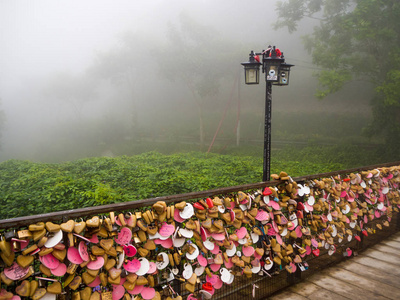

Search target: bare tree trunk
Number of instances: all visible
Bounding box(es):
[198,105,205,149]
[186,81,205,149]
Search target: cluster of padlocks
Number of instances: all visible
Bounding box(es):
[1,166,399,300]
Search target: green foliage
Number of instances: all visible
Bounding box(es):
[0,144,388,220]
[376,69,400,107]
[314,69,352,99]
[275,0,400,147]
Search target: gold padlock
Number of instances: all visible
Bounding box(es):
[17,230,32,239]
[101,291,112,300]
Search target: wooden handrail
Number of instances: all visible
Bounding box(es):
[1,160,399,229]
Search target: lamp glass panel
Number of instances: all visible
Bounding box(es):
[266,65,279,82]
[245,68,259,84]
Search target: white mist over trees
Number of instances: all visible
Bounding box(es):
[0,0,387,162]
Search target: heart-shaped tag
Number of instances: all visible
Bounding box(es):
[202,282,213,291]
[78,241,89,261]
[276,234,283,245]
[15,280,30,297]
[127,284,144,295]
[112,285,125,300]
[86,276,101,288]
[290,262,297,272]
[200,227,208,241]
[147,262,157,274]
[242,246,255,257]
[304,202,314,212]
[295,226,303,238]
[179,203,194,219]
[285,263,294,273]
[109,267,122,280]
[32,288,47,300]
[173,208,185,223]
[50,262,67,277]
[270,201,281,210]
[312,249,320,257]
[124,259,141,273]
[100,239,114,251]
[73,221,86,234]
[45,230,63,249]
[40,253,61,270]
[197,254,208,267]
[195,265,205,276]
[123,244,137,257]
[307,196,315,206]
[236,227,247,239]
[140,287,155,300]
[255,210,269,221]
[4,262,29,280]
[182,263,193,279]
[211,232,225,241]
[220,268,231,283]
[87,256,104,270]
[155,253,168,270]
[67,247,84,265]
[157,238,173,249]
[186,244,199,260]
[159,223,175,237]
[210,264,221,272]
[136,258,150,276]
[179,228,193,238]
[115,227,132,245]
[86,216,100,228]
[60,220,75,233]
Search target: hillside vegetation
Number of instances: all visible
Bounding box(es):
[0,144,391,220]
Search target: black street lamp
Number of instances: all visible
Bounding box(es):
[241,46,294,181]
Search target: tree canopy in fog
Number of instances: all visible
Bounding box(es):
[157,13,243,147]
[275,0,400,155]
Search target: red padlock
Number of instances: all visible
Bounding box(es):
[263,187,272,196]
[296,210,304,219]
[297,202,305,211]
[312,249,320,257]
[193,202,205,210]
[202,282,213,291]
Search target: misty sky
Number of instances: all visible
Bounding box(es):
[0,0,292,91]
[1,0,353,162]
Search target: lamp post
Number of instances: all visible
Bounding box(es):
[241,46,294,181]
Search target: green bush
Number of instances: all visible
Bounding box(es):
[0,145,390,220]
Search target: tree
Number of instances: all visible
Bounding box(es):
[87,32,158,137]
[0,98,5,149]
[42,72,97,120]
[157,13,242,148]
[275,0,400,158]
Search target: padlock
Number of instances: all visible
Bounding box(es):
[67,232,75,247]
[17,229,32,239]
[103,218,113,232]
[4,230,16,241]
[118,213,126,226]
[67,263,78,274]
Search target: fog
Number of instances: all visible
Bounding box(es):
[0,0,372,162]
